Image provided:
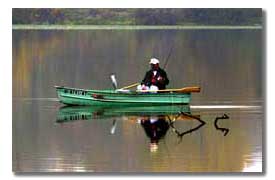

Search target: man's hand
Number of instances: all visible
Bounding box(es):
[157,76,163,81]
[157,76,165,84]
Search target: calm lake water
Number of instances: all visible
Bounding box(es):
[12,27,263,172]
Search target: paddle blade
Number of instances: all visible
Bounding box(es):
[180,87,201,93]
[110,74,118,89]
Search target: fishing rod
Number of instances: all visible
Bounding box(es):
[163,45,174,70]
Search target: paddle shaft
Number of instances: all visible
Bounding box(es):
[120,83,139,90]
[136,86,200,93]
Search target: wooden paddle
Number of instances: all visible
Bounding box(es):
[136,86,201,93]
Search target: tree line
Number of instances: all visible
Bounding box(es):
[12,8,262,26]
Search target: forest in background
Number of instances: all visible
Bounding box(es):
[12,8,262,26]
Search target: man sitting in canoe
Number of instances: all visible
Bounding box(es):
[137,58,169,92]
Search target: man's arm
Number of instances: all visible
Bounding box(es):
[159,70,169,85]
[141,71,152,86]
[164,71,169,85]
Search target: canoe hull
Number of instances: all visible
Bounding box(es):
[55,86,192,106]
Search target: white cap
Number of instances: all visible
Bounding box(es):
[149,58,160,65]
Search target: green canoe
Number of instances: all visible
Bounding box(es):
[55,86,200,106]
[56,105,191,123]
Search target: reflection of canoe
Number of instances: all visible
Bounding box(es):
[55,86,198,106]
[56,105,191,123]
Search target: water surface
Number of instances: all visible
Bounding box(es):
[12,27,263,172]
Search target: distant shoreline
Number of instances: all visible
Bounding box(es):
[12,25,263,30]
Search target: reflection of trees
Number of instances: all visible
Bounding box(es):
[13,29,262,101]
[13,31,64,97]
[177,30,262,103]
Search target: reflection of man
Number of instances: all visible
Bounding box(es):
[140,115,170,152]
